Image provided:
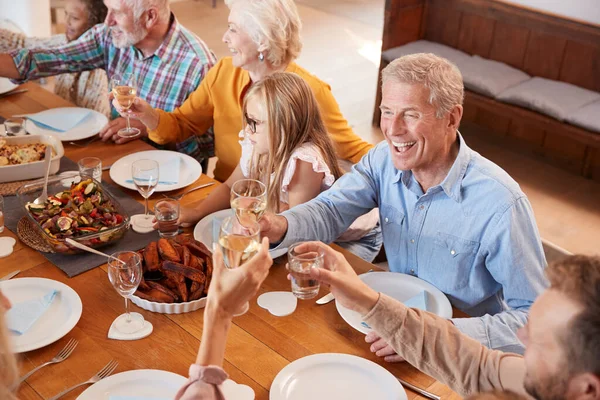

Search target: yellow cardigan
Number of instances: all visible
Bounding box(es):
[149,57,373,182]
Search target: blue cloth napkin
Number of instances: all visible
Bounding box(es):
[6,290,58,335]
[24,109,91,132]
[109,397,170,400]
[159,157,181,184]
[403,290,429,311]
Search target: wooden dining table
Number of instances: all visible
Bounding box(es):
[0,82,461,400]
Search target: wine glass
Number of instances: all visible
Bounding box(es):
[131,159,159,231]
[218,216,261,315]
[107,251,146,334]
[111,72,140,139]
[230,179,267,227]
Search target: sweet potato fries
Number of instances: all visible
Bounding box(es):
[134,234,213,303]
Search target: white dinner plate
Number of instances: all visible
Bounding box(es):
[0,278,83,353]
[194,209,288,259]
[0,77,18,94]
[77,369,186,399]
[336,272,453,334]
[24,107,109,141]
[270,353,406,400]
[110,150,202,192]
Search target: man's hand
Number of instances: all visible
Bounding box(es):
[365,331,405,362]
[258,212,288,243]
[99,117,147,144]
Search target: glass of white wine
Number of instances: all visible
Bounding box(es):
[111,72,140,139]
[131,159,159,232]
[230,179,267,227]
[108,251,146,334]
[219,215,261,315]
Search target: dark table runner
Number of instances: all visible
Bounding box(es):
[4,157,160,277]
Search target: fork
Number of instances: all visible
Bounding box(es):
[161,182,215,200]
[69,135,100,148]
[47,360,118,400]
[17,339,78,385]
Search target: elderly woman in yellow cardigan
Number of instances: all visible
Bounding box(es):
[109,0,373,182]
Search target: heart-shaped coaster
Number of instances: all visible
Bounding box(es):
[221,379,255,400]
[108,313,153,341]
[257,291,297,317]
[131,215,155,234]
[0,237,17,258]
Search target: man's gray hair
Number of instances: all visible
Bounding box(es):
[382,53,464,118]
[123,0,170,21]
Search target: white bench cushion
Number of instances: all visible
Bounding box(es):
[461,55,531,97]
[565,100,600,133]
[381,40,471,70]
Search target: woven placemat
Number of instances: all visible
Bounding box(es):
[0,179,36,196]
[17,217,55,253]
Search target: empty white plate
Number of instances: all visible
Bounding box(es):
[77,369,186,399]
[336,272,453,335]
[24,107,109,141]
[194,209,288,259]
[0,77,18,94]
[110,150,202,192]
[270,353,405,400]
[0,277,83,353]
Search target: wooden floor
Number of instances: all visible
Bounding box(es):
[175,0,599,256]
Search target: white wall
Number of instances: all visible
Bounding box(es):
[499,0,600,25]
[0,0,51,37]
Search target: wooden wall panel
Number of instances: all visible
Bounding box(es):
[423,4,462,48]
[522,31,567,79]
[488,22,530,69]
[382,2,425,51]
[559,41,600,93]
[457,13,496,56]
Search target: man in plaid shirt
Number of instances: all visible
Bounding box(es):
[0,0,216,165]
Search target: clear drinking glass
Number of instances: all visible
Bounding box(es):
[154,198,180,238]
[219,216,261,315]
[230,179,267,227]
[78,157,102,182]
[4,117,25,136]
[131,159,159,230]
[107,251,144,334]
[0,195,4,233]
[111,72,140,139]
[288,243,325,300]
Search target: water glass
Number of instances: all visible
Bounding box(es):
[0,195,4,233]
[288,243,325,300]
[107,251,144,334]
[4,118,25,136]
[154,198,180,238]
[78,157,102,182]
[230,179,267,226]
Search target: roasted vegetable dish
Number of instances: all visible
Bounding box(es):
[134,234,213,303]
[25,178,126,242]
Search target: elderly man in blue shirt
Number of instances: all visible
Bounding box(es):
[260,53,548,356]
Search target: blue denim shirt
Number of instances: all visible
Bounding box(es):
[280,134,548,353]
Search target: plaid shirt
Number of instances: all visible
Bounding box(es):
[10,15,217,161]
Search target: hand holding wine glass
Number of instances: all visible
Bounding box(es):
[131,159,159,232]
[111,72,141,139]
[230,179,267,227]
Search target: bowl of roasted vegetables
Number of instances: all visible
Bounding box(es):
[131,234,213,314]
[17,176,129,254]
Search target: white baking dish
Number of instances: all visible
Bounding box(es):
[0,135,64,183]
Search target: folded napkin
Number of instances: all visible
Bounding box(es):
[403,290,429,311]
[22,108,91,132]
[109,396,170,400]
[6,290,58,335]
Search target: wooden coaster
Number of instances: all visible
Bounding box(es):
[17,217,55,253]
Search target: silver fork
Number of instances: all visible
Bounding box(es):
[17,339,79,385]
[161,182,215,200]
[69,135,100,148]
[47,360,118,400]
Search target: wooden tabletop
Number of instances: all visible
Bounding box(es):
[0,82,460,400]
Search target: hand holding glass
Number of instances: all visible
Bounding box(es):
[108,251,145,334]
[230,179,267,227]
[111,72,140,139]
[288,243,325,299]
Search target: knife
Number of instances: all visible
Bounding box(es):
[0,89,28,99]
[316,292,334,305]
[0,270,20,281]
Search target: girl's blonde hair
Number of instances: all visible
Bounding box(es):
[224,0,302,67]
[243,72,342,213]
[0,302,18,400]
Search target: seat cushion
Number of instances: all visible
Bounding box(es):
[461,56,531,98]
[565,100,600,133]
[497,77,600,121]
[381,40,471,70]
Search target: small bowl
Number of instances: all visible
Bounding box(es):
[130,294,206,314]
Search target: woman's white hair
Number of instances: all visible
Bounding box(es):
[382,53,464,118]
[225,0,303,67]
[123,0,170,22]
